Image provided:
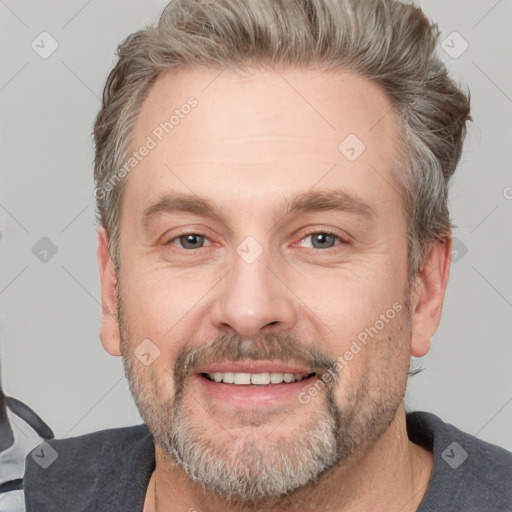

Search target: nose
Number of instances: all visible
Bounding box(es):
[210,251,298,338]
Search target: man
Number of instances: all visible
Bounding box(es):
[23,0,512,510]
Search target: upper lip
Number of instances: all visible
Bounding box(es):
[195,360,314,375]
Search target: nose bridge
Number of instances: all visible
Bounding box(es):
[211,244,297,337]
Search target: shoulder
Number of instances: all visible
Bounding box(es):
[42,422,151,459]
[24,423,155,512]
[408,411,512,511]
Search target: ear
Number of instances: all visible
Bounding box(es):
[97,227,121,356]
[410,235,452,357]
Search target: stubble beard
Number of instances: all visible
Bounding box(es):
[117,291,410,507]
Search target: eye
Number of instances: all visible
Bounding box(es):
[167,233,212,250]
[299,231,343,249]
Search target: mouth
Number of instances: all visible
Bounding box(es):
[201,371,316,385]
[193,360,319,408]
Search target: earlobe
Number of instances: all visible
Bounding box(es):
[97,227,122,356]
[410,236,452,358]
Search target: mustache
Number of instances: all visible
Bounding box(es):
[173,333,338,384]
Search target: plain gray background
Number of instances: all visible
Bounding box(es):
[0,0,511,492]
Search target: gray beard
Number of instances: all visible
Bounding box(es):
[162,386,343,505]
[118,294,408,507]
[122,350,402,508]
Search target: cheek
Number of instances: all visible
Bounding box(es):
[287,260,406,338]
[291,268,410,399]
[331,304,412,406]
[118,265,225,404]
[119,265,212,340]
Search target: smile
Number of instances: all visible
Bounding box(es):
[202,371,316,385]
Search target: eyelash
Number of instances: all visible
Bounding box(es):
[165,229,346,250]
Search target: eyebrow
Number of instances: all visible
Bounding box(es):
[141,189,376,227]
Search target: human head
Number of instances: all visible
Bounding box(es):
[95,0,470,506]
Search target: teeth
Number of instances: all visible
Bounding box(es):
[206,371,310,385]
[270,372,284,384]
[233,373,251,385]
[222,372,234,384]
[251,373,270,385]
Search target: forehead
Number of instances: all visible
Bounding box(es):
[124,66,402,222]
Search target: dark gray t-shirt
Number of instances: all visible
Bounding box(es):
[23,411,512,511]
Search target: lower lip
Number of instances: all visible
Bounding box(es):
[195,374,317,407]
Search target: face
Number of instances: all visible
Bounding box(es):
[103,66,423,504]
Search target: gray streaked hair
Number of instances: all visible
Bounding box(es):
[94,0,471,277]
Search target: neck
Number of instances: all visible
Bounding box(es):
[144,404,433,512]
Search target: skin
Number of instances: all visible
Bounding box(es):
[97,66,451,511]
